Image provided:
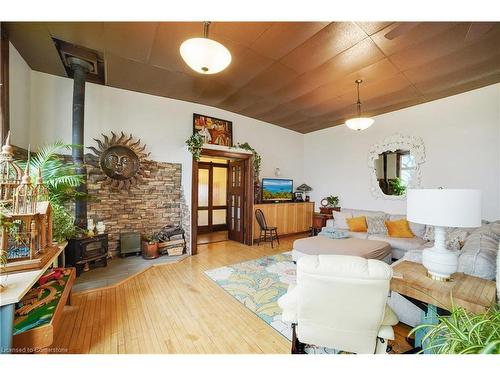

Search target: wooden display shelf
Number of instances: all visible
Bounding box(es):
[13,267,76,350]
[2,244,61,274]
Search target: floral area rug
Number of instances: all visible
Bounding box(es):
[205,252,338,354]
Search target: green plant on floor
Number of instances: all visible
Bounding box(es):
[18,141,86,242]
[410,303,500,354]
[143,232,160,244]
[186,133,205,161]
[389,177,406,196]
[325,195,339,207]
[234,142,261,180]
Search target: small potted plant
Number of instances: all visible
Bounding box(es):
[320,195,340,215]
[142,232,160,259]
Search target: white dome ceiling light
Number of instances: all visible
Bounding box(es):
[345,79,374,131]
[180,22,232,75]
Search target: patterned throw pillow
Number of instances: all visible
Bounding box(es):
[366,215,388,235]
[445,228,470,250]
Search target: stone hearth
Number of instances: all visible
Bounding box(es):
[86,154,185,255]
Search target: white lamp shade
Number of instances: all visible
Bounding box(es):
[180,37,232,74]
[407,189,482,228]
[345,117,374,131]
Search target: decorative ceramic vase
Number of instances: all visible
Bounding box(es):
[96,221,106,234]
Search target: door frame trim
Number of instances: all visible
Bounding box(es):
[191,148,254,255]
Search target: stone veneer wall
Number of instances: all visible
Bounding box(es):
[86,154,185,255]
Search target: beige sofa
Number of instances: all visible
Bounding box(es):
[325,208,430,260]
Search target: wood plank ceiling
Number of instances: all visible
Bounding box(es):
[6,22,500,133]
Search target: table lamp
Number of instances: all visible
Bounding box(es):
[407,189,481,281]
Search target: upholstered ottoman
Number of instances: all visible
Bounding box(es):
[292,236,392,263]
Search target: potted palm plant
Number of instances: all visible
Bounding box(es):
[142,232,160,259]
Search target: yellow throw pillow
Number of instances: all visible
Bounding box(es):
[346,216,368,232]
[385,219,415,238]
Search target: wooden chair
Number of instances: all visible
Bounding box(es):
[255,209,280,248]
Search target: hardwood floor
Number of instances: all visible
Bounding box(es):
[51,234,412,354]
[197,230,228,245]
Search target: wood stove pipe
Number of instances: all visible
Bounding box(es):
[69,57,92,229]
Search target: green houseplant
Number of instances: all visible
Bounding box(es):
[325,195,339,208]
[389,177,406,196]
[234,142,261,180]
[410,304,500,354]
[18,141,85,242]
[186,133,204,161]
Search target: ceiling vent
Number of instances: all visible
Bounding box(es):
[52,38,105,85]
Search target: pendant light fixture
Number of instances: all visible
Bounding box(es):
[180,21,232,75]
[345,79,374,131]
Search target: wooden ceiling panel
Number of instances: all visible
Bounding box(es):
[404,35,500,84]
[6,21,500,134]
[209,44,275,89]
[389,23,472,71]
[148,22,201,73]
[104,22,159,63]
[46,22,104,52]
[280,22,367,74]
[250,22,329,60]
[6,22,66,76]
[372,22,458,56]
[238,62,298,97]
[415,56,500,95]
[218,91,263,113]
[211,22,274,47]
[355,22,394,36]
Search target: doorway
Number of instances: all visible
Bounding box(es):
[197,157,229,244]
[191,148,254,254]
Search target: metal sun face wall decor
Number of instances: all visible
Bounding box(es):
[89,132,150,191]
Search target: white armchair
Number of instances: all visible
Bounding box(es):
[278,254,399,354]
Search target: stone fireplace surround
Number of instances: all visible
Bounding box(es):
[86,154,190,256]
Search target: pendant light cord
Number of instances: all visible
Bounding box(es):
[203,21,211,38]
[355,79,362,117]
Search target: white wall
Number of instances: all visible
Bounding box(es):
[26,71,305,206]
[8,42,31,148]
[304,84,500,221]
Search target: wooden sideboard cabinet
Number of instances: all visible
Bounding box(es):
[253,202,314,240]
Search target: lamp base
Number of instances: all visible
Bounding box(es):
[422,226,458,281]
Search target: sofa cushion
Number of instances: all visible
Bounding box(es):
[385,219,415,238]
[458,224,499,280]
[368,234,428,252]
[332,210,353,230]
[348,231,369,240]
[346,216,368,232]
[350,209,386,218]
[389,214,426,238]
[366,215,388,235]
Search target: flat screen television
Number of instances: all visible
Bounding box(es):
[262,178,293,202]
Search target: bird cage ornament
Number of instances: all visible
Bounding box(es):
[13,146,37,215]
[34,168,49,202]
[0,131,22,205]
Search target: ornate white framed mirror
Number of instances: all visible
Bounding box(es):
[368,134,426,200]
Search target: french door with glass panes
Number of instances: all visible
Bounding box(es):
[197,162,228,233]
[227,159,245,242]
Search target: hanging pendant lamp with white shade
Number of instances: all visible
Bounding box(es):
[180,22,232,75]
[345,79,374,131]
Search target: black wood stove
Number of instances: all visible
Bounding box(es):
[65,234,108,276]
